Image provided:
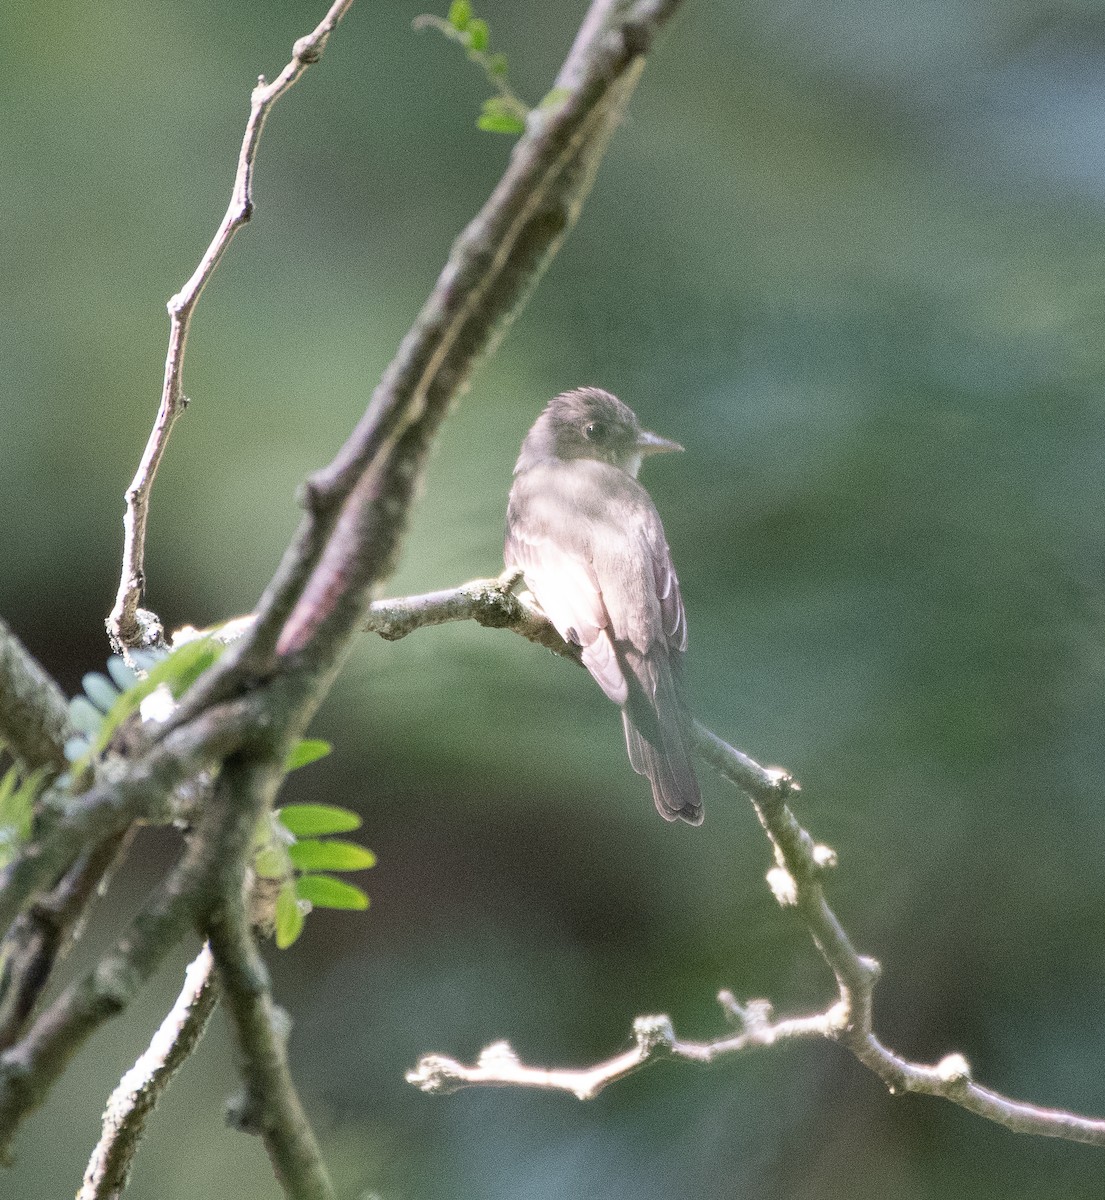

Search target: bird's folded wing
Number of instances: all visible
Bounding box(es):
[505,529,628,705]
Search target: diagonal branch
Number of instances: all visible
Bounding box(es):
[107,0,356,653]
[0,618,73,774]
[0,807,221,1162]
[0,830,133,1052]
[78,944,218,1200]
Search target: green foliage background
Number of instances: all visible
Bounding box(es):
[4,1,1105,1196]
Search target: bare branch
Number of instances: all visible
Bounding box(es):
[365,571,568,656]
[78,945,218,1200]
[0,617,73,774]
[107,0,356,652]
[408,996,845,1100]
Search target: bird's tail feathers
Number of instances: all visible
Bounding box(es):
[621,701,703,826]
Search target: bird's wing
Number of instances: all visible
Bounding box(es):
[590,499,701,824]
[505,486,628,705]
[651,532,687,655]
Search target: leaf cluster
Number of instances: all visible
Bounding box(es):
[63,638,223,777]
[255,741,375,949]
[414,2,529,135]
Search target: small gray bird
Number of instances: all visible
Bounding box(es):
[505,387,702,825]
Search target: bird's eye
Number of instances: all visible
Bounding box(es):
[584,421,606,441]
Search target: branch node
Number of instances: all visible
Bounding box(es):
[477,1040,519,1069]
[297,474,335,517]
[632,1014,675,1053]
[811,842,838,871]
[293,34,325,64]
[225,1086,266,1136]
[857,955,883,985]
[766,865,798,907]
[405,1054,464,1095]
[764,766,799,795]
[935,1052,972,1088]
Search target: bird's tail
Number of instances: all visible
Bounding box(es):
[621,666,702,825]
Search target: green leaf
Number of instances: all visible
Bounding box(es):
[487,52,508,77]
[467,17,489,51]
[275,882,306,949]
[0,764,44,869]
[278,803,361,837]
[82,672,120,713]
[287,839,376,872]
[447,0,471,31]
[68,696,105,736]
[0,766,17,816]
[478,111,525,134]
[296,874,370,911]
[145,637,221,700]
[284,739,332,773]
[106,656,138,691]
[478,98,525,135]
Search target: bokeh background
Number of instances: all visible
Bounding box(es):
[4,0,1105,1196]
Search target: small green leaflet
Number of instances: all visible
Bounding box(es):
[478,97,525,135]
[467,17,489,50]
[296,874,370,911]
[275,883,306,949]
[287,839,377,872]
[284,739,332,773]
[448,0,471,30]
[0,760,44,870]
[277,803,361,836]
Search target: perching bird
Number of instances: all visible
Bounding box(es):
[505,387,702,825]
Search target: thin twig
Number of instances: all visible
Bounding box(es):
[78,944,218,1200]
[106,0,356,652]
[0,617,73,774]
[407,996,844,1100]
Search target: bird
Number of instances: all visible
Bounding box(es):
[504,387,702,825]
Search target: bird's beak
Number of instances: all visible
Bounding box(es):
[636,429,684,456]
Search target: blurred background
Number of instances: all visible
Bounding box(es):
[4,0,1105,1196]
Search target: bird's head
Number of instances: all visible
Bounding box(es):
[518,387,683,478]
